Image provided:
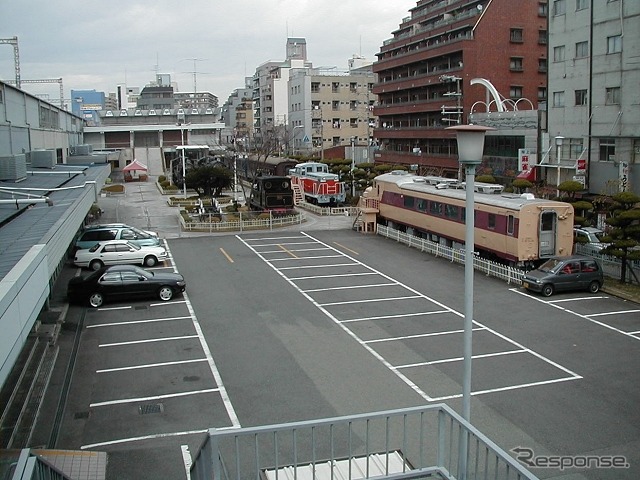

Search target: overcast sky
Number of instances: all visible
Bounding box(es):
[0,0,417,105]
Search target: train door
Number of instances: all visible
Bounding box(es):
[539,210,557,257]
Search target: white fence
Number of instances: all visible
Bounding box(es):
[377,225,525,285]
[180,210,306,233]
[377,225,640,286]
[297,201,359,217]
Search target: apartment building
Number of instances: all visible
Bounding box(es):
[288,65,375,156]
[372,0,547,175]
[546,0,639,194]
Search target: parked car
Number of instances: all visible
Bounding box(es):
[74,223,160,250]
[522,255,604,297]
[73,240,168,270]
[573,226,608,255]
[67,264,186,308]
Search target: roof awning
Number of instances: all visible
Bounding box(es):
[516,168,536,181]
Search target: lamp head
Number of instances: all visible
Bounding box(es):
[446,124,495,165]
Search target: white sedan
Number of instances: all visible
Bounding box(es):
[73,240,168,270]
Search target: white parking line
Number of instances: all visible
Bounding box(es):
[396,349,528,368]
[86,316,192,328]
[96,358,208,373]
[586,309,640,318]
[342,310,450,323]
[89,388,221,408]
[98,335,199,347]
[270,255,344,261]
[290,272,378,281]
[511,288,640,340]
[320,295,422,306]
[278,263,358,270]
[302,283,397,293]
[364,327,486,344]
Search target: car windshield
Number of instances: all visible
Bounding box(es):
[537,258,563,273]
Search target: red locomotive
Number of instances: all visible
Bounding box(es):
[288,162,346,206]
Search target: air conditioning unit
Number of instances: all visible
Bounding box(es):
[30,149,56,168]
[0,154,27,181]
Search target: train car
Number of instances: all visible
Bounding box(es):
[288,162,346,205]
[365,171,574,267]
[248,175,294,212]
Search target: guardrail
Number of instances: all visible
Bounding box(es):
[189,404,538,480]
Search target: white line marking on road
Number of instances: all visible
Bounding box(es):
[81,429,209,450]
[96,358,208,373]
[270,255,344,261]
[430,375,581,401]
[89,388,221,407]
[396,349,528,368]
[98,335,199,347]
[302,283,397,293]
[320,295,422,306]
[364,327,486,344]
[260,247,331,254]
[586,309,640,317]
[342,310,450,323]
[86,316,192,328]
[278,263,358,270]
[290,272,378,281]
[510,288,640,341]
[549,296,609,303]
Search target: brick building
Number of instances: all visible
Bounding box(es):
[372,0,547,175]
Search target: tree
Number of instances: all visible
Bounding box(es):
[511,179,533,194]
[557,180,584,199]
[600,191,640,283]
[185,166,232,198]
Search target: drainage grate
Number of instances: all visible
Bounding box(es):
[139,403,164,415]
[74,411,90,419]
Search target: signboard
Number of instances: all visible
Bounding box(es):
[573,175,586,187]
[518,148,537,171]
[575,158,586,174]
[619,161,629,192]
[80,104,103,111]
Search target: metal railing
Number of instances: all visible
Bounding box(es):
[179,211,307,233]
[296,202,359,217]
[4,449,70,480]
[189,404,537,480]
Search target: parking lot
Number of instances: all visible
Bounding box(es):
[51,230,640,480]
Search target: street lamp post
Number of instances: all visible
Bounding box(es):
[555,136,564,197]
[446,125,494,421]
[180,126,187,199]
[448,124,492,479]
[350,136,356,197]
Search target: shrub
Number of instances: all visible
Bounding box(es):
[158,175,166,183]
[101,184,125,193]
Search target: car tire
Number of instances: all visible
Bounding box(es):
[144,255,158,267]
[542,284,554,297]
[158,286,173,301]
[89,259,104,271]
[588,281,601,293]
[88,292,104,308]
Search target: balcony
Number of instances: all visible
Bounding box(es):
[190,404,537,480]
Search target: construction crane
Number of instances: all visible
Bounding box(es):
[0,36,20,88]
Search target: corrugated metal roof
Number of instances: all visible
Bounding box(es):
[0,164,110,281]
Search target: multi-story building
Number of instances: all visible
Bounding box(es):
[288,64,375,157]
[174,91,218,111]
[253,38,312,139]
[220,80,255,148]
[372,0,548,175]
[546,0,639,195]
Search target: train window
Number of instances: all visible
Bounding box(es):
[430,201,443,216]
[282,181,290,189]
[488,214,496,230]
[416,199,427,211]
[403,196,415,208]
[507,215,515,235]
[445,204,458,219]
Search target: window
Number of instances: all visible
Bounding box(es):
[510,28,523,43]
[510,57,524,71]
[538,29,547,45]
[553,45,566,62]
[350,118,358,128]
[488,214,496,230]
[538,87,547,101]
[403,196,415,208]
[417,199,427,211]
[561,138,584,159]
[539,2,548,15]
[445,204,459,220]
[311,82,320,93]
[332,82,340,93]
[507,215,515,235]
[575,89,587,105]
[553,91,565,107]
[605,87,620,105]
[332,101,340,111]
[599,138,616,161]
[607,35,622,54]
[575,41,588,58]
[538,58,548,72]
[430,201,443,216]
[510,86,523,99]
[350,82,357,93]
[576,0,588,10]
[553,0,566,15]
